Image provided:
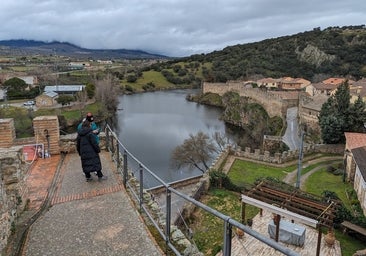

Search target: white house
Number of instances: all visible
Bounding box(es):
[350,146,366,216]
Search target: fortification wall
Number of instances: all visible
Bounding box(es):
[202,82,298,118]
[233,143,344,164]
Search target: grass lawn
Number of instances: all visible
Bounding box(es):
[191,157,364,256]
[123,70,176,91]
[190,188,259,256]
[303,167,354,211]
[228,159,296,186]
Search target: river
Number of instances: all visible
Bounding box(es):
[116,89,236,187]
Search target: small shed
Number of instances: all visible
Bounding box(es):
[36,91,58,107]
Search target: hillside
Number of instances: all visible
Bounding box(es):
[145,25,366,84]
[0,39,167,60]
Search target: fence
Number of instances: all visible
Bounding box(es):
[103,124,299,256]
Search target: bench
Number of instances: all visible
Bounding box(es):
[341,221,366,239]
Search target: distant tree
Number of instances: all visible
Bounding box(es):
[126,74,137,83]
[348,95,366,132]
[85,82,96,99]
[94,74,119,113]
[56,95,74,107]
[318,82,366,143]
[171,132,217,173]
[3,77,28,99]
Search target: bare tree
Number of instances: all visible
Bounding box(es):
[171,131,217,173]
[212,131,228,152]
[94,74,119,112]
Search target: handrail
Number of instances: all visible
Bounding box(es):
[104,123,299,256]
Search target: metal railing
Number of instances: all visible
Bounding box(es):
[104,124,299,256]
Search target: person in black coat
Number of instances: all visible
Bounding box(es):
[76,120,106,182]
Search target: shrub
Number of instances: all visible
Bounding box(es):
[209,170,242,192]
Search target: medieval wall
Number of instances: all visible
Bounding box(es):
[202,82,298,118]
[234,143,344,164]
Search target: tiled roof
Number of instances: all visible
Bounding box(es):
[351,146,366,181]
[312,82,338,90]
[322,77,346,85]
[345,132,366,150]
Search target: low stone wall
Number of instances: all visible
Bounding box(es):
[0,146,29,253]
[59,132,107,154]
[234,143,344,164]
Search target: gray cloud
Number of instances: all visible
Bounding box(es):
[0,0,365,57]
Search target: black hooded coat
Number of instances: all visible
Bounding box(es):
[76,127,101,174]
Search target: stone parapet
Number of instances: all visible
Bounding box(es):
[234,143,343,164]
[0,119,16,148]
[33,116,60,156]
[0,146,28,253]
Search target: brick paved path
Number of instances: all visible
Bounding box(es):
[22,152,163,256]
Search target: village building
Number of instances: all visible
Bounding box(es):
[350,146,366,216]
[322,77,346,86]
[344,132,366,183]
[256,78,281,89]
[44,85,85,96]
[305,82,338,96]
[279,77,311,90]
[35,91,58,107]
[349,78,366,103]
[298,94,328,134]
[68,62,90,70]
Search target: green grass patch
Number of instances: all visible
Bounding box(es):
[228,159,295,186]
[190,188,259,255]
[301,160,343,176]
[304,167,354,210]
[335,229,366,256]
[123,70,175,92]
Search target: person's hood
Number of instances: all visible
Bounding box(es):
[78,127,93,136]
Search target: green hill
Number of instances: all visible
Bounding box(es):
[144,25,366,85]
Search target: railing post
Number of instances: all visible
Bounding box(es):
[116,143,120,169]
[166,187,172,248]
[123,150,128,187]
[111,134,115,153]
[139,164,143,211]
[223,220,232,256]
[105,127,110,151]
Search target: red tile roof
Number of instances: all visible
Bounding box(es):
[345,132,366,150]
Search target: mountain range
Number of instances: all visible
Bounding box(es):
[0,39,167,59]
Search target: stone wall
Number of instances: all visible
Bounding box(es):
[0,116,62,253]
[0,119,16,148]
[234,143,344,164]
[0,146,28,253]
[202,82,299,118]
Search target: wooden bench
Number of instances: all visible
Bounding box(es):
[341,221,366,238]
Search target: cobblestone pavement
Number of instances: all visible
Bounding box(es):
[22,152,163,256]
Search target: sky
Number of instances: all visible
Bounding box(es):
[0,0,365,57]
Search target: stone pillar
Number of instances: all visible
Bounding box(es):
[0,118,16,148]
[33,116,60,155]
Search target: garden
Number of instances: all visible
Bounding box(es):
[188,156,365,256]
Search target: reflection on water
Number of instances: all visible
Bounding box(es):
[116,89,236,187]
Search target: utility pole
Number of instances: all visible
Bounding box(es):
[296,130,305,189]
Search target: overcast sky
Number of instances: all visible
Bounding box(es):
[0,0,365,57]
